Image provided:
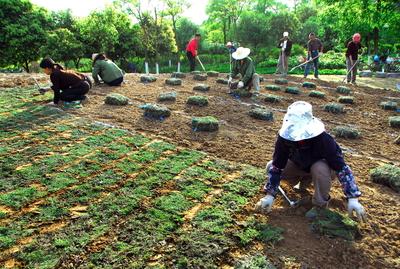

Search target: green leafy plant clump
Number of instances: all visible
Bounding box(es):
[187,96,209,106]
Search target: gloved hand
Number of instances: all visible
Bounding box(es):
[348,198,367,222]
[319,52,323,57]
[238,81,244,88]
[228,77,232,83]
[254,195,274,214]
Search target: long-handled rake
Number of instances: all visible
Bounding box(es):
[290,55,320,72]
[278,186,310,208]
[338,58,361,84]
[196,56,206,73]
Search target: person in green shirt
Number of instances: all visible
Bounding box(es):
[228,47,260,99]
[92,53,125,86]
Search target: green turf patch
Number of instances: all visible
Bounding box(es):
[63,183,103,205]
[104,128,130,139]
[60,143,93,156]
[87,150,120,164]
[65,160,102,177]
[21,144,53,157]
[193,207,233,232]
[41,173,80,192]
[213,192,248,211]
[113,158,142,174]
[145,141,176,152]
[369,164,400,192]
[36,196,69,221]
[87,169,126,188]
[331,126,361,139]
[323,102,344,114]
[174,177,212,200]
[83,134,113,148]
[106,142,134,155]
[182,165,223,182]
[129,149,162,163]
[389,116,400,128]
[123,133,152,147]
[0,187,47,210]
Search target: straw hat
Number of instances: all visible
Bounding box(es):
[92,53,99,61]
[232,47,250,60]
[279,101,325,141]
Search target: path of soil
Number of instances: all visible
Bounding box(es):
[2,72,400,268]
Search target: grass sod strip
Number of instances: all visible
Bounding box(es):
[262,94,281,103]
[331,126,361,139]
[338,96,355,104]
[369,164,400,192]
[265,85,281,91]
[323,102,344,114]
[389,116,400,128]
[309,90,326,98]
[187,96,209,106]
[380,101,398,110]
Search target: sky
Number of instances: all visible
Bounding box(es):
[30,0,294,25]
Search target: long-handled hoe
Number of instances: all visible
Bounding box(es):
[289,55,320,72]
[278,186,310,208]
[338,58,361,84]
[196,56,207,73]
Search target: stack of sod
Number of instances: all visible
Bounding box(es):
[216,78,229,84]
[338,96,355,104]
[323,103,344,114]
[104,93,130,106]
[158,92,177,101]
[336,86,351,94]
[331,126,361,139]
[380,101,398,110]
[193,84,211,91]
[309,91,326,98]
[248,108,274,120]
[165,78,182,85]
[193,74,208,81]
[302,82,317,88]
[207,71,219,77]
[262,94,281,103]
[192,116,219,131]
[369,164,400,192]
[389,116,400,128]
[143,103,171,118]
[140,75,157,82]
[232,89,253,98]
[275,78,288,85]
[172,72,186,78]
[285,87,301,94]
[265,85,281,91]
[187,96,209,107]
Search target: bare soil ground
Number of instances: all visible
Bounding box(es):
[2,72,400,268]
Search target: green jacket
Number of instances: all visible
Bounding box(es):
[230,57,255,85]
[92,60,125,83]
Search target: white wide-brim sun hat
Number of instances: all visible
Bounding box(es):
[92,53,99,61]
[232,47,250,60]
[279,101,325,141]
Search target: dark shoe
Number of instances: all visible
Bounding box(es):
[306,206,324,218]
[352,81,357,85]
[81,96,89,105]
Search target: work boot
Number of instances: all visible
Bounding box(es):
[293,176,312,192]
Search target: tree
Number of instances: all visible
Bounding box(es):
[0,0,52,71]
[237,11,269,53]
[268,11,300,44]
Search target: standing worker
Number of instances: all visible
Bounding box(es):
[228,47,260,99]
[254,101,367,222]
[186,33,201,72]
[275,31,292,76]
[304,33,324,79]
[345,33,364,84]
[226,42,237,66]
[39,58,92,105]
[92,52,125,86]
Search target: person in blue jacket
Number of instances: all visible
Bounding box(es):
[255,101,367,222]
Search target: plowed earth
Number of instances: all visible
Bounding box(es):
[1,72,400,268]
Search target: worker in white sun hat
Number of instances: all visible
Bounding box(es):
[254,101,367,222]
[228,47,260,99]
[275,31,293,76]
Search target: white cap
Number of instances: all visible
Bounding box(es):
[226,42,232,47]
[279,101,325,141]
[283,32,289,37]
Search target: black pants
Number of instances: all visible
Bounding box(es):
[60,76,92,102]
[99,72,124,86]
[186,51,196,72]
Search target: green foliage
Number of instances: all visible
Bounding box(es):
[0,187,47,210]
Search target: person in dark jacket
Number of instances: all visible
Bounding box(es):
[275,31,293,76]
[39,58,92,105]
[254,101,367,222]
[92,52,125,86]
[345,33,364,84]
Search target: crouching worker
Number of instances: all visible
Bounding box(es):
[39,58,92,105]
[254,101,367,222]
[92,52,125,86]
[228,47,260,99]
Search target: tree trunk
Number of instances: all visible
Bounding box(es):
[373,26,379,54]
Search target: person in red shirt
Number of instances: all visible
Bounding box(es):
[345,33,364,84]
[186,33,201,72]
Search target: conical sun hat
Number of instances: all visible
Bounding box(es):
[232,47,250,60]
[279,101,325,141]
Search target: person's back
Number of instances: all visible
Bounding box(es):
[92,53,125,86]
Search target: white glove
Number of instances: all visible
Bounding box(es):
[254,195,274,214]
[319,52,323,57]
[47,101,56,106]
[282,48,285,51]
[238,81,244,88]
[228,77,232,83]
[348,198,367,222]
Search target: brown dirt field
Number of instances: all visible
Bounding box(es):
[2,72,400,268]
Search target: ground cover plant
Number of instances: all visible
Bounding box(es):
[0,73,399,268]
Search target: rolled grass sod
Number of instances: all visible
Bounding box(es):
[187,96,209,106]
[105,94,130,106]
[140,75,157,82]
[389,116,400,128]
[192,84,211,91]
[369,164,400,192]
[302,82,317,88]
[323,103,344,114]
[262,94,281,103]
[158,92,177,101]
[192,116,219,132]
[165,78,182,85]
[331,126,361,139]
[171,72,186,78]
[380,101,398,110]
[274,78,288,85]
[193,74,208,81]
[309,90,326,99]
[338,96,355,104]
[248,108,274,120]
[232,89,253,98]
[336,86,351,94]
[285,87,301,94]
[142,103,171,119]
[265,85,281,91]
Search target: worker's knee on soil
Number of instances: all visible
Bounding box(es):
[312,195,330,207]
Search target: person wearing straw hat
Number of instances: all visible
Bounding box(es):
[254,101,367,222]
[228,47,260,99]
[345,33,364,84]
[275,31,292,76]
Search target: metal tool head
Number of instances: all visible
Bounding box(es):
[33,78,41,89]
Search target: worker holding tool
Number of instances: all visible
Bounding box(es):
[275,31,292,76]
[186,33,201,72]
[255,101,367,222]
[304,33,323,79]
[228,47,260,99]
[345,33,364,84]
[39,58,92,106]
